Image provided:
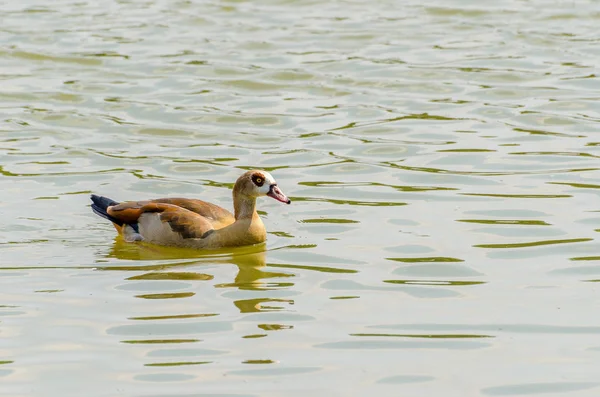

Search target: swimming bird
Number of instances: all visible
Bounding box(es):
[90,170,291,249]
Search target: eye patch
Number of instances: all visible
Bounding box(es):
[252,174,265,186]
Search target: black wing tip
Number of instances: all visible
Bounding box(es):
[90,194,123,227]
[90,195,139,232]
[91,203,124,226]
[90,194,119,209]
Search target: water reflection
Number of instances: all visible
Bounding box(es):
[104,239,295,309]
[102,238,297,373]
[4,0,600,393]
[105,238,267,262]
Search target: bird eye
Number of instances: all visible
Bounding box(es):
[252,175,265,186]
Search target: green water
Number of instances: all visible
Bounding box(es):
[2,0,600,396]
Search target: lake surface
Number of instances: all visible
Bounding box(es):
[2,0,600,395]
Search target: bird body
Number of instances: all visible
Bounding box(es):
[91,170,290,249]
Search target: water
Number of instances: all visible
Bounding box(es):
[2,0,600,395]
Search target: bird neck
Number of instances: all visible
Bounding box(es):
[233,194,257,220]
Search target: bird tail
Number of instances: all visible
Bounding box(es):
[90,194,124,226]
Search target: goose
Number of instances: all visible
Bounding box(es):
[90,170,290,249]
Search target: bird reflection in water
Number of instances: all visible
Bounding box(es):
[100,238,295,313]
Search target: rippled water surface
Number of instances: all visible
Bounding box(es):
[2,0,600,395]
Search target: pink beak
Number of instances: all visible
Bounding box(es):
[267,184,291,204]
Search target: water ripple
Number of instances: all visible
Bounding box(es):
[2,0,600,394]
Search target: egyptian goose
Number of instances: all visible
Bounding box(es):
[90,170,291,249]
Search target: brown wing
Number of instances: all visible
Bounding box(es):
[108,198,235,229]
[109,202,214,239]
[107,200,151,224]
[151,198,234,225]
